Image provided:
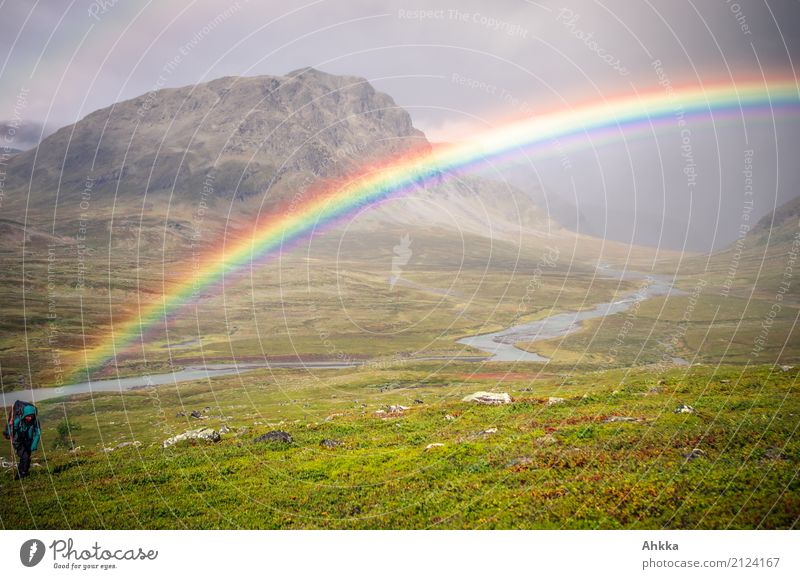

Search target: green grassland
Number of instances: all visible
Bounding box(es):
[0,223,652,386]
[1,208,798,530]
[1,363,797,529]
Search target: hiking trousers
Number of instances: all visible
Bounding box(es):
[15,444,31,477]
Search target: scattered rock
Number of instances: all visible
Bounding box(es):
[506,456,533,468]
[414,399,424,405]
[374,409,386,415]
[425,443,445,451]
[325,413,344,422]
[387,405,409,413]
[189,410,203,419]
[763,447,783,460]
[535,434,557,446]
[254,430,293,444]
[103,441,142,453]
[780,365,793,372]
[219,425,231,434]
[462,391,512,405]
[547,397,565,406]
[684,448,705,460]
[604,416,641,423]
[320,439,343,449]
[674,404,695,414]
[1,457,13,469]
[162,428,221,448]
[720,379,731,384]
[203,406,211,412]
[444,414,456,421]
[478,427,498,436]
[175,412,186,418]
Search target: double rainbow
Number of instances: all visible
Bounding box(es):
[72,77,799,383]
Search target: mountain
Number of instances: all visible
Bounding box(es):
[0,120,55,152]
[2,69,424,220]
[747,195,800,246]
[1,68,560,247]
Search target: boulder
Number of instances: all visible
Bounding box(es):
[162,428,221,448]
[684,448,705,460]
[320,439,343,449]
[462,391,512,405]
[254,430,293,444]
[604,416,642,423]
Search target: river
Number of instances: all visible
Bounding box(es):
[3,268,681,404]
[457,267,681,362]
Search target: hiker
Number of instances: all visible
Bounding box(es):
[3,401,41,479]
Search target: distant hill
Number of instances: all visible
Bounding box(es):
[747,195,800,246]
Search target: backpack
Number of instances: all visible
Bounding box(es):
[4,400,37,444]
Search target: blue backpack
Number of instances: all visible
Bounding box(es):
[4,400,40,449]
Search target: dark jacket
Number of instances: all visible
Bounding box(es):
[4,405,41,451]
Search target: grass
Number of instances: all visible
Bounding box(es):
[1,363,797,529]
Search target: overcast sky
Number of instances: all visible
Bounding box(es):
[2,0,799,250]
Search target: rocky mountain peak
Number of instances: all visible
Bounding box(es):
[3,69,429,222]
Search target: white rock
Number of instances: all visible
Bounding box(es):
[444,414,456,421]
[104,441,141,452]
[162,427,221,449]
[547,397,565,406]
[425,443,445,451]
[674,404,695,414]
[462,391,512,405]
[219,425,231,434]
[387,405,409,413]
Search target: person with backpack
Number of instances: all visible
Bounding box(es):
[3,401,41,479]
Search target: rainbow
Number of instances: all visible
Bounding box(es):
[71,77,799,383]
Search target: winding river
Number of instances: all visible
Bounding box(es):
[4,268,680,404]
[457,267,681,361]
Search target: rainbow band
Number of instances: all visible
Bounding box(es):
[72,78,799,383]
